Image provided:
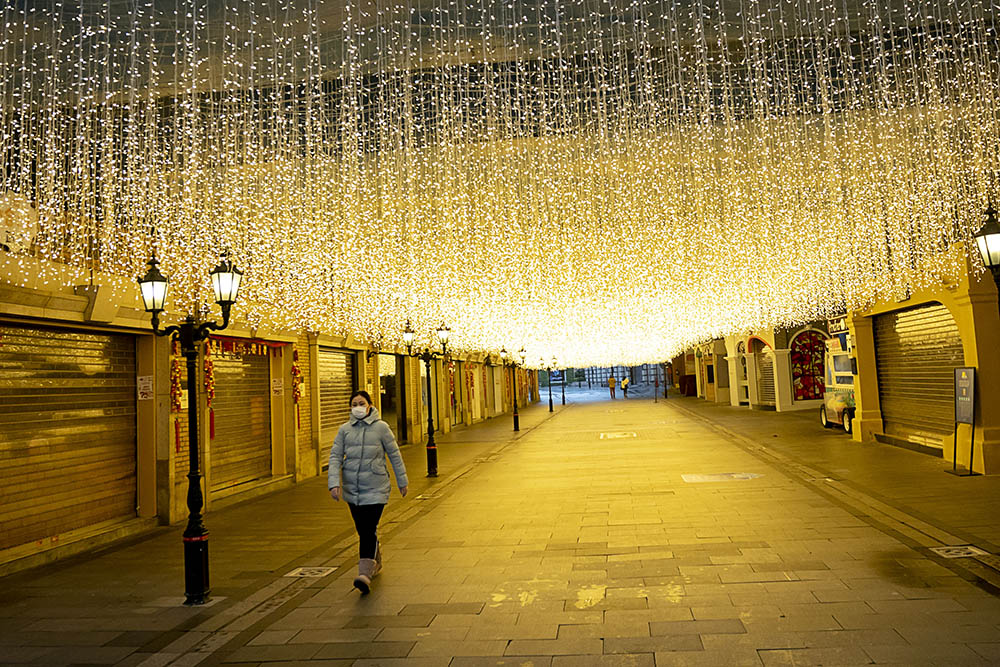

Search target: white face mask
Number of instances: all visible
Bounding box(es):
[351,405,369,419]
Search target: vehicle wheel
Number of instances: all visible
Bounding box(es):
[820,406,832,428]
[843,411,854,435]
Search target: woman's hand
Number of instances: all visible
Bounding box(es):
[399,485,408,497]
[329,486,341,501]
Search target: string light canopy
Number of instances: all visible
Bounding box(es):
[1,0,999,367]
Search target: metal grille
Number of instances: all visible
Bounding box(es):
[210,351,271,492]
[758,354,776,405]
[318,348,355,468]
[0,322,136,550]
[874,303,964,448]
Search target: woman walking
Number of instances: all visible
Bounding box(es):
[329,390,408,594]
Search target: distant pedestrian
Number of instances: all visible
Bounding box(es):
[621,376,630,399]
[608,375,616,399]
[329,390,408,594]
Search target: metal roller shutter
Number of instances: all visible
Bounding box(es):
[758,355,776,406]
[0,323,137,551]
[875,303,964,449]
[210,351,271,492]
[318,348,355,469]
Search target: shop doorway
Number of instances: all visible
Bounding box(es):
[791,330,826,401]
[378,353,407,442]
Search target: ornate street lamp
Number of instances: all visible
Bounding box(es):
[137,251,243,606]
[500,347,519,431]
[975,201,1000,301]
[403,320,450,476]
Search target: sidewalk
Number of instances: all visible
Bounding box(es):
[0,402,559,665]
[4,396,1000,666]
[669,397,1000,552]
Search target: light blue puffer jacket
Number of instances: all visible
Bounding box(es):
[328,407,409,505]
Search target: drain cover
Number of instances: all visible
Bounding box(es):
[682,472,762,483]
[285,566,338,578]
[600,431,637,439]
[928,545,989,559]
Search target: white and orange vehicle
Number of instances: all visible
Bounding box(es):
[819,331,856,434]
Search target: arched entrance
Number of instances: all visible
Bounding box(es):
[790,330,827,401]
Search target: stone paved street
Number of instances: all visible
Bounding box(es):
[4,395,1000,666]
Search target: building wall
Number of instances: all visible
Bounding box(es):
[848,246,1000,473]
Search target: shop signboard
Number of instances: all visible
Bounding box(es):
[955,367,975,425]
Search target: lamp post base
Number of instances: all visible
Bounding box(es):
[182,534,211,605]
[426,444,438,477]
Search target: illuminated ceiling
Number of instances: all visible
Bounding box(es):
[1,0,997,366]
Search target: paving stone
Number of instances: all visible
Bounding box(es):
[312,641,414,659]
[506,638,605,655]
[757,646,872,666]
[288,628,382,643]
[248,630,298,645]
[376,625,472,641]
[862,643,990,665]
[343,614,435,628]
[407,639,509,657]
[552,654,654,666]
[604,636,704,653]
[351,659,450,667]
[654,649,763,666]
[224,644,324,662]
[557,622,650,639]
[450,658,552,667]
[649,619,746,636]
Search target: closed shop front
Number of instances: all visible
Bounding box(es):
[757,354,776,407]
[0,323,137,551]
[210,344,272,492]
[874,302,964,449]
[318,348,355,467]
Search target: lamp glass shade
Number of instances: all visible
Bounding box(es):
[137,258,168,312]
[403,328,415,347]
[436,324,450,345]
[975,208,1000,269]
[499,347,508,360]
[518,348,526,364]
[210,257,243,305]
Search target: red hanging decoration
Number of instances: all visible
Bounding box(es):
[204,342,216,439]
[174,418,181,453]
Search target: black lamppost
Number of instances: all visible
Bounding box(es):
[560,361,566,406]
[403,320,450,477]
[544,358,554,412]
[974,201,1000,305]
[499,347,521,431]
[137,251,243,606]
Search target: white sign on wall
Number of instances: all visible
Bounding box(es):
[137,375,154,400]
[271,378,284,396]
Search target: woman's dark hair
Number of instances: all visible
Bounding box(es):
[350,389,373,405]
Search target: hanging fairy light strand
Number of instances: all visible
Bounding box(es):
[0,0,998,367]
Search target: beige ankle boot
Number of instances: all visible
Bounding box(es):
[373,541,382,576]
[353,558,377,594]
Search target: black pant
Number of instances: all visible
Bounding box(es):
[348,503,385,559]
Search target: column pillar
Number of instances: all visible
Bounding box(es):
[847,313,881,443]
[773,349,794,412]
[951,288,1000,473]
